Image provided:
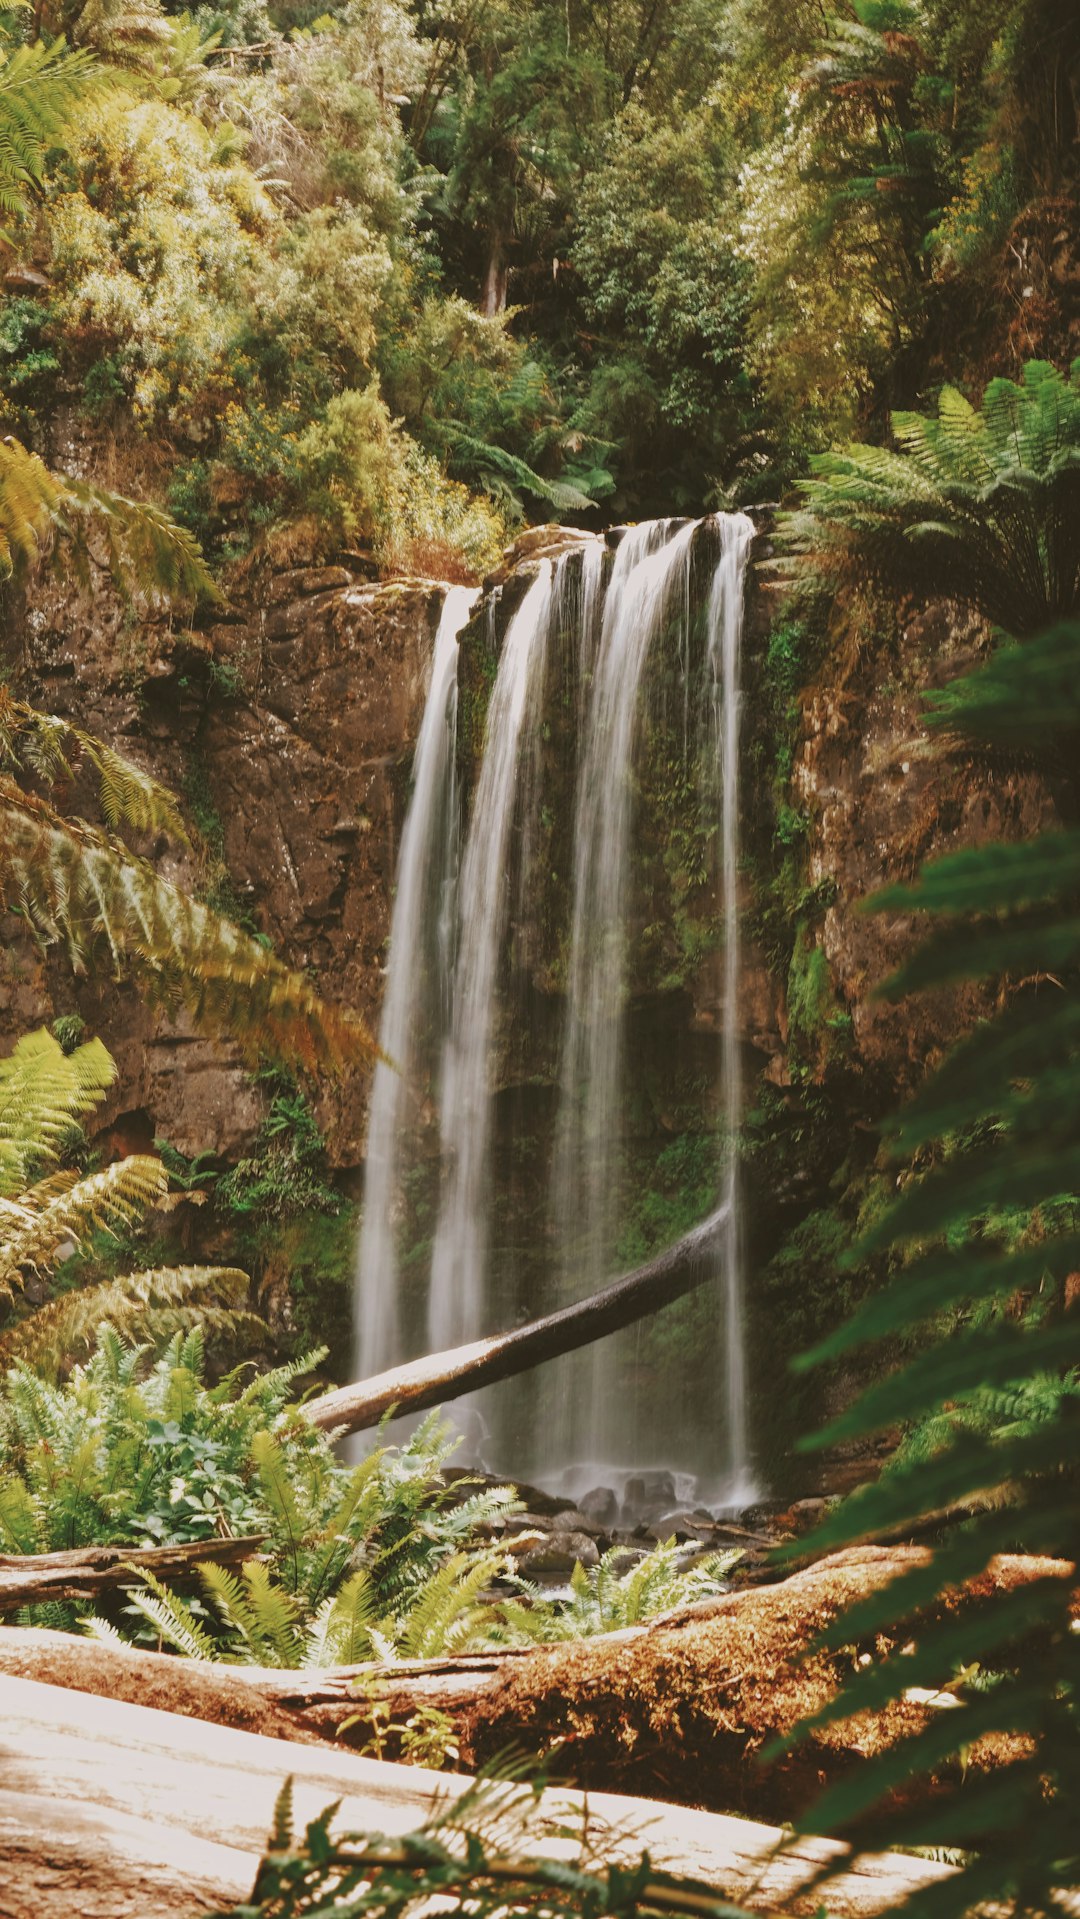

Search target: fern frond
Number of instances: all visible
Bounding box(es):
[199,1558,301,1666]
[0,39,107,230]
[781,617,1080,1912]
[396,1549,504,1659]
[1,1267,255,1377]
[0,1154,168,1294]
[304,1568,378,1666]
[124,1564,219,1659]
[251,1428,307,1590]
[0,1027,115,1197]
[0,783,378,1071]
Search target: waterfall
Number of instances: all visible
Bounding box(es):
[427,561,558,1354]
[355,584,477,1380]
[355,517,757,1511]
[704,512,756,1506]
[553,521,699,1333]
[549,515,755,1502]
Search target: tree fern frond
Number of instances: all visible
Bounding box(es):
[0,1027,115,1197]
[0,1153,168,1294]
[0,784,379,1071]
[782,616,1080,1912]
[1,1267,256,1377]
[777,360,1080,637]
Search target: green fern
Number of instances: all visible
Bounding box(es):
[0,35,108,233]
[776,622,1080,1913]
[0,1027,115,1195]
[779,359,1080,637]
[499,1539,738,1644]
[0,787,378,1071]
[120,1562,221,1659]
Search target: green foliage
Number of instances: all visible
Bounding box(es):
[781,360,1080,638]
[778,622,1080,1910]
[0,1023,258,1370]
[495,1539,739,1645]
[218,1073,339,1222]
[203,1776,757,1919]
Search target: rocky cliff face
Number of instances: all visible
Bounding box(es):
[5,560,444,1165]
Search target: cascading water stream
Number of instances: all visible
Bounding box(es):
[704,512,756,1506]
[553,522,699,1348]
[427,561,558,1355]
[354,584,477,1380]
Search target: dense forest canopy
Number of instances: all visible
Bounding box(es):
[0,0,1076,566]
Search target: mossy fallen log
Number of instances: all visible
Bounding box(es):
[0,1534,267,1610]
[0,1547,1068,1830]
[0,1670,958,1919]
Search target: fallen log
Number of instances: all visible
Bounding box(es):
[0,1546,1068,1828]
[0,1534,267,1610]
[304,1203,729,1435]
[0,1671,957,1919]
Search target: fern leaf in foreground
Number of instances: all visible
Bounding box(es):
[779,623,1080,1915]
[204,1779,757,1919]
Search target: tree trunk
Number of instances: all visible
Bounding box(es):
[0,1534,267,1610]
[0,1668,958,1919]
[479,225,509,315]
[304,1205,728,1436]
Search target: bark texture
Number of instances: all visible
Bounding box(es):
[0,1547,1069,1827]
[0,1671,957,1919]
[0,1535,267,1610]
[303,1204,728,1434]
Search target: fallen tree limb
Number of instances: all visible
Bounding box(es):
[0,1671,957,1919]
[304,1203,729,1434]
[1,1547,1069,1828]
[0,1534,267,1610]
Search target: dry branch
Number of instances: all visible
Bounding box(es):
[0,1534,267,1609]
[303,1204,729,1435]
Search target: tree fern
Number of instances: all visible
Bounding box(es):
[779,360,1080,637]
[0,34,107,232]
[0,1027,115,1195]
[0,691,190,845]
[776,622,1080,1913]
[0,435,212,602]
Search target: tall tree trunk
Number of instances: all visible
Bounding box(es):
[480,223,510,314]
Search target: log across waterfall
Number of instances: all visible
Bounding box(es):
[321,1203,729,1434]
[353,520,759,1503]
